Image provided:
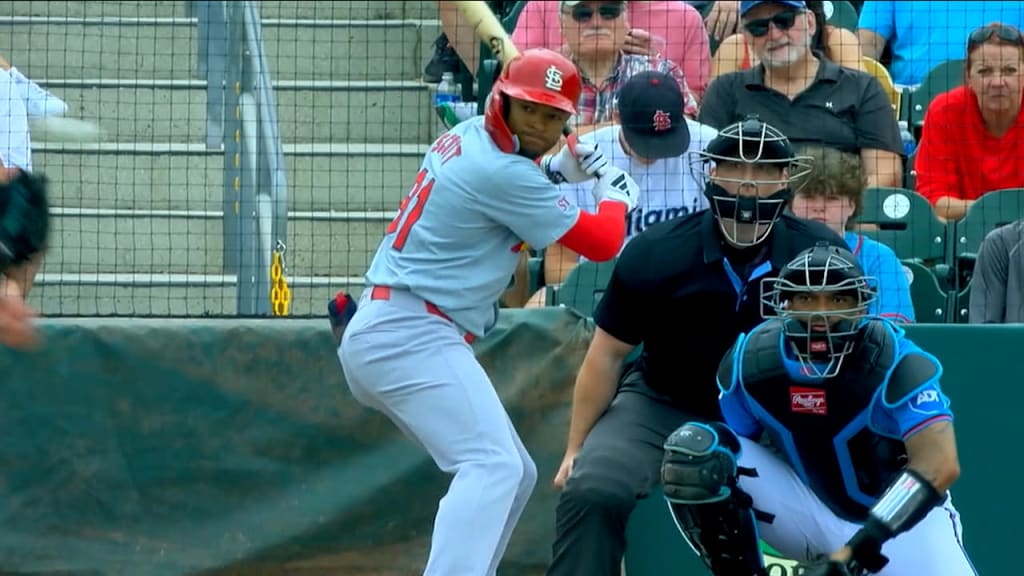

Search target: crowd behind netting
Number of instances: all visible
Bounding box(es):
[427,0,1024,325]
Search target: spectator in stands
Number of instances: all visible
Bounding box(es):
[524,71,718,308]
[969,219,1024,323]
[858,1,1024,89]
[0,68,32,176]
[699,1,866,45]
[915,22,1024,221]
[699,1,903,189]
[712,0,864,78]
[511,1,711,99]
[790,144,915,321]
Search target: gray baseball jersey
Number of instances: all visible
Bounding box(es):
[365,116,581,336]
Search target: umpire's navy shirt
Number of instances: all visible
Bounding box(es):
[594,210,847,420]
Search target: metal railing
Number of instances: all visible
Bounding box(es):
[195,0,289,316]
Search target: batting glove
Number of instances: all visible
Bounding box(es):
[541,138,608,184]
[592,166,639,213]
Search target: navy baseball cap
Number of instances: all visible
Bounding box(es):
[617,71,691,160]
[740,0,807,17]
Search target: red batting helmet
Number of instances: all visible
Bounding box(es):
[484,48,582,153]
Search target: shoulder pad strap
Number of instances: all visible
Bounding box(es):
[718,335,742,393]
[739,320,787,385]
[857,319,898,376]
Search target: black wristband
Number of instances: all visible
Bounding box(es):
[847,468,944,573]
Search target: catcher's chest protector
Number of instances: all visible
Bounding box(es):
[738,320,905,521]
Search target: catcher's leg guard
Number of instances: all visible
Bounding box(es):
[661,422,766,576]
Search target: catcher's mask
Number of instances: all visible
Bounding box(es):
[689,117,812,247]
[761,243,876,378]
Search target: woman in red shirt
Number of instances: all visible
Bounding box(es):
[915,23,1024,221]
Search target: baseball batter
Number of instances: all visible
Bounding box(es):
[661,244,976,576]
[336,48,640,576]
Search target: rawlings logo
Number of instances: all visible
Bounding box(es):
[790,387,827,415]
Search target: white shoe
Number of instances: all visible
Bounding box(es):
[8,66,67,118]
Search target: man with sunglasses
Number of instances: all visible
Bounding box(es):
[512,1,711,98]
[545,118,847,576]
[699,1,904,191]
[914,22,1024,221]
[508,1,701,135]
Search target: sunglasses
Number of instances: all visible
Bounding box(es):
[568,3,624,24]
[743,10,801,38]
[968,24,1024,49]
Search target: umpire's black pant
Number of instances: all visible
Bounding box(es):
[546,370,703,576]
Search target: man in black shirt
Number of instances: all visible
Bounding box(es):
[545,118,848,576]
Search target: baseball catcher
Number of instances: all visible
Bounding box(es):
[661,244,975,575]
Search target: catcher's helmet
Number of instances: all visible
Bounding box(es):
[485,48,581,153]
[761,243,877,378]
[689,116,812,246]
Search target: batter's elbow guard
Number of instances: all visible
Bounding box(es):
[328,290,358,346]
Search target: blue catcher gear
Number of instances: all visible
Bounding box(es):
[662,422,767,575]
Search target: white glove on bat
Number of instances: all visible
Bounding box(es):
[541,139,609,184]
[592,166,639,213]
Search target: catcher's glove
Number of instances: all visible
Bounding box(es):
[0,171,50,273]
[794,558,863,576]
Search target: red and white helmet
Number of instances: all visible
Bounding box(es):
[484,48,581,153]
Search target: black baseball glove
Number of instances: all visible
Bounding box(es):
[0,171,50,273]
[327,290,359,346]
[793,558,862,576]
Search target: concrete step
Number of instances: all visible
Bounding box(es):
[1,17,441,82]
[33,141,429,212]
[47,79,435,144]
[28,273,365,317]
[44,208,390,277]
[0,1,438,20]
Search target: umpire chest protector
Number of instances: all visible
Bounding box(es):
[737,319,906,522]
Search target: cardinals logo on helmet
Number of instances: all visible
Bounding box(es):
[544,65,564,91]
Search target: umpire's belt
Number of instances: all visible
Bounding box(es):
[369,285,476,345]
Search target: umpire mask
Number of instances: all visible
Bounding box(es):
[761,244,876,378]
[690,118,811,247]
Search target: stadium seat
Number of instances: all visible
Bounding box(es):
[953,280,971,324]
[952,188,1024,299]
[502,0,527,31]
[901,260,950,323]
[909,59,965,129]
[863,56,901,115]
[854,187,951,266]
[551,259,617,317]
[903,150,917,190]
[953,188,1024,264]
[825,1,859,32]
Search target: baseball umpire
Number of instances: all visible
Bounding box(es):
[546,118,848,576]
[662,243,975,575]
[0,169,49,348]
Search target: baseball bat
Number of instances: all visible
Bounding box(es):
[451,1,575,139]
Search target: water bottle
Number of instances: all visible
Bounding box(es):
[898,120,916,157]
[435,72,461,133]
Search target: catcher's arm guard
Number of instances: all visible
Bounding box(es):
[0,171,50,273]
